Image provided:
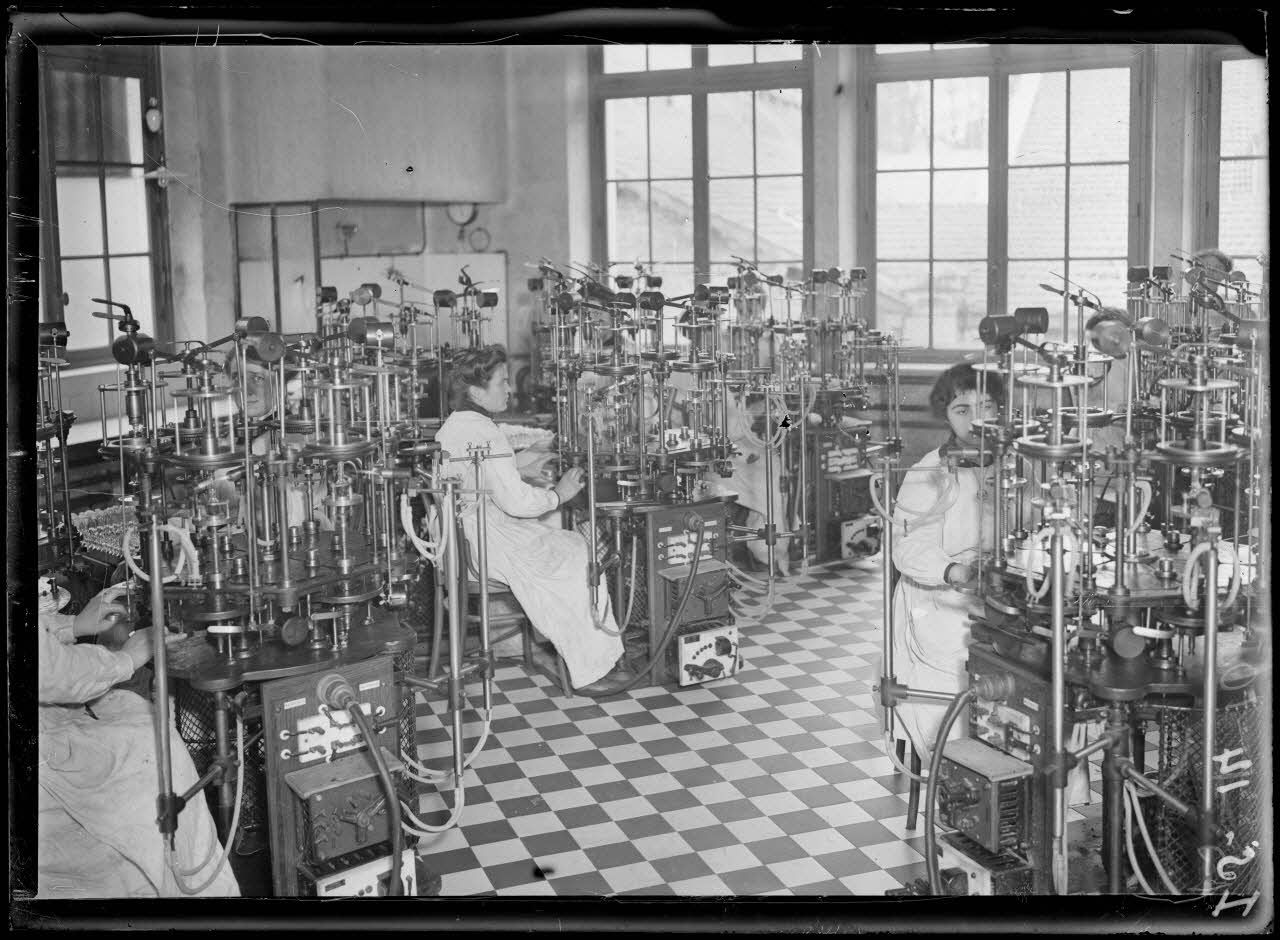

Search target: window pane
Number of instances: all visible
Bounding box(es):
[1069,68,1130,163]
[933,77,988,169]
[708,92,754,177]
[755,43,803,63]
[605,98,647,179]
[1067,258,1129,314]
[1009,72,1065,165]
[706,262,740,288]
[654,263,694,306]
[756,88,803,175]
[1218,159,1269,258]
[100,75,144,165]
[59,258,108,351]
[1009,166,1065,258]
[708,45,753,67]
[607,181,650,263]
[648,96,692,178]
[709,178,755,260]
[104,167,150,255]
[55,174,104,256]
[650,179,693,261]
[876,171,930,259]
[877,81,931,170]
[933,169,987,259]
[235,207,274,262]
[238,262,276,323]
[932,261,987,348]
[1220,58,1267,158]
[874,261,931,346]
[109,256,154,329]
[756,176,803,260]
[49,69,97,163]
[603,46,646,74]
[1007,260,1066,341]
[647,44,691,71]
[1068,164,1127,257]
[875,44,931,55]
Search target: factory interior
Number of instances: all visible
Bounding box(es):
[9,14,1273,928]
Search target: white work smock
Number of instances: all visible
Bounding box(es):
[888,446,994,757]
[37,613,240,898]
[435,409,623,688]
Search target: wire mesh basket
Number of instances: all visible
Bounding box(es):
[1142,696,1265,894]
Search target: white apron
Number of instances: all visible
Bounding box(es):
[888,447,993,757]
[435,410,623,688]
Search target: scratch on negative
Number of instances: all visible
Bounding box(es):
[329,97,366,134]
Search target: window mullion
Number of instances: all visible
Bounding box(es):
[1062,70,1073,339]
[692,92,709,287]
[927,80,935,350]
[95,74,113,308]
[990,66,1009,322]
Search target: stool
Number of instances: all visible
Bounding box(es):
[443,522,573,698]
[895,738,924,830]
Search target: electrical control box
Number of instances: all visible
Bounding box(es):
[261,655,404,896]
[677,624,742,686]
[635,498,736,688]
[936,738,1033,854]
[286,746,404,865]
[305,847,420,897]
[967,644,1053,764]
[937,831,1035,896]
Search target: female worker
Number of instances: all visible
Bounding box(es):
[889,363,1002,757]
[434,345,632,694]
[38,582,240,897]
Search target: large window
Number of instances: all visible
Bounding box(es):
[863,45,1145,351]
[1203,52,1268,290]
[39,47,170,367]
[593,44,810,308]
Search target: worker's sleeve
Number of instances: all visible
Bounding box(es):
[38,616,135,705]
[891,464,954,586]
[481,429,560,518]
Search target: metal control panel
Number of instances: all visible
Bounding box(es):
[261,655,402,896]
[936,738,1033,854]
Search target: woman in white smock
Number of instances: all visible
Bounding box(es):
[434,345,631,693]
[38,584,240,898]
[889,364,1001,757]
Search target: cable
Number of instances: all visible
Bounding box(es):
[1180,540,1213,609]
[924,688,975,895]
[347,701,404,895]
[883,729,928,783]
[122,524,194,584]
[399,780,468,836]
[1126,780,1179,893]
[166,713,244,895]
[868,469,957,527]
[1025,528,1078,603]
[1124,778,1158,895]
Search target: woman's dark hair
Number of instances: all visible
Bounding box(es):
[1085,306,1132,332]
[1192,248,1234,275]
[447,344,508,409]
[928,362,1006,422]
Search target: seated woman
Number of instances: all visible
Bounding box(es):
[889,363,1001,758]
[38,583,240,897]
[434,345,632,694]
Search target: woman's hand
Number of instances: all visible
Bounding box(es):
[944,561,977,588]
[553,466,586,505]
[72,584,132,638]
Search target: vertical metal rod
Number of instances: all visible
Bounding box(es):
[238,341,260,624]
[1050,526,1068,894]
[1199,542,1220,894]
[213,690,234,835]
[474,476,493,717]
[147,497,176,845]
[443,482,465,782]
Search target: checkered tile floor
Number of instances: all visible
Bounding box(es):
[405,558,1118,897]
